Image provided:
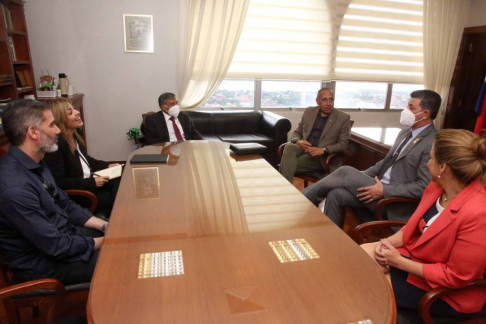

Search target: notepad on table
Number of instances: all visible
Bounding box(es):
[130,154,169,164]
[93,164,123,179]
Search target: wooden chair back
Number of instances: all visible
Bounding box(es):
[141,111,156,135]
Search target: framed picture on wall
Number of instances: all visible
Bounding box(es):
[123,14,154,53]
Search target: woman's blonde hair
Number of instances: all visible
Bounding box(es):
[434,129,486,185]
[49,98,84,152]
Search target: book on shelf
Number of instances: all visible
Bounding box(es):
[15,71,28,87]
[0,74,13,83]
[1,4,12,30]
[7,36,16,61]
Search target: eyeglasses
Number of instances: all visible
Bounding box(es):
[42,180,59,202]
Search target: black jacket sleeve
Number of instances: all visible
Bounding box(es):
[43,136,108,192]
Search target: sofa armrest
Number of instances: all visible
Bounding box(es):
[261,111,292,149]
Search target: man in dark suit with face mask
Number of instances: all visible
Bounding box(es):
[143,92,203,145]
[303,90,441,227]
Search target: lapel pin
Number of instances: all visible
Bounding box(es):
[413,137,420,144]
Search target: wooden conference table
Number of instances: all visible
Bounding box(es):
[89,141,395,323]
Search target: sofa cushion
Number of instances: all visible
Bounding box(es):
[217,133,273,149]
[200,134,221,141]
[186,111,214,134]
[212,111,262,135]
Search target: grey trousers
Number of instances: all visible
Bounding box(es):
[303,166,378,227]
[279,143,323,183]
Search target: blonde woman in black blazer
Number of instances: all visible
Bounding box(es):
[44,99,120,216]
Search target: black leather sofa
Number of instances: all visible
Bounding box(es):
[140,110,291,167]
[186,110,291,167]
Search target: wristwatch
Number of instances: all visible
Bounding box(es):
[291,138,299,144]
[101,222,109,233]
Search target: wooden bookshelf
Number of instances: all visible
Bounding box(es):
[0,0,37,150]
[0,0,36,101]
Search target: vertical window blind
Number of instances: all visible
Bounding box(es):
[334,0,424,83]
[226,0,335,80]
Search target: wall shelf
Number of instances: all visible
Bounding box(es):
[6,29,25,36]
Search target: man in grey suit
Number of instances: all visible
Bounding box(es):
[279,88,351,183]
[303,90,441,226]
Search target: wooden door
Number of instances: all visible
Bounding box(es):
[444,27,486,131]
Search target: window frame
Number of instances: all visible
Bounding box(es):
[200,79,419,112]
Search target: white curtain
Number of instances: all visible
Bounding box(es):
[423,0,468,129]
[177,0,249,109]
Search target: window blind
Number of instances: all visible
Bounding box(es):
[226,0,335,80]
[334,0,423,83]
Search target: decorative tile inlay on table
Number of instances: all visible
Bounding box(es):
[269,238,319,263]
[138,250,184,278]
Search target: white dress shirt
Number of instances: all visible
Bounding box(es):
[163,113,186,142]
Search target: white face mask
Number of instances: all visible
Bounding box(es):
[400,109,425,127]
[167,105,180,118]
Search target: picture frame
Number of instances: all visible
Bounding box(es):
[123,14,154,53]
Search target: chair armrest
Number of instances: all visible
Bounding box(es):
[324,152,342,175]
[0,279,65,300]
[374,197,420,220]
[261,111,292,148]
[65,189,98,213]
[419,278,486,324]
[353,220,407,244]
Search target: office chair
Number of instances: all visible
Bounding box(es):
[139,111,156,147]
[346,196,420,236]
[0,254,90,324]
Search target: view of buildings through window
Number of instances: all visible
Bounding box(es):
[204,80,254,108]
[261,81,320,108]
[203,80,423,110]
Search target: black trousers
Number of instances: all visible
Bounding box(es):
[391,266,462,317]
[36,227,103,286]
[71,177,120,217]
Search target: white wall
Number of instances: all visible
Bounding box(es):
[25,0,180,160]
[466,0,486,27]
[24,0,408,160]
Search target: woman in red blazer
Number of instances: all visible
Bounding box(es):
[362,129,486,317]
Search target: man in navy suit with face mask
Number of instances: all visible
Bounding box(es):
[143,92,202,145]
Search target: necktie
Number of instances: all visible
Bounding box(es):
[377,131,413,179]
[169,116,184,141]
